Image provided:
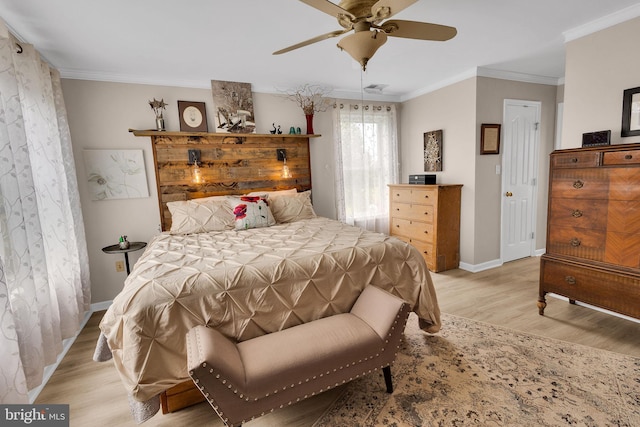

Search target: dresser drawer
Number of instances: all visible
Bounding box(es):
[390,202,434,222]
[391,188,436,205]
[546,226,605,260]
[548,198,608,229]
[603,149,640,166]
[540,258,640,318]
[550,168,609,199]
[393,235,436,269]
[551,151,601,168]
[391,217,433,243]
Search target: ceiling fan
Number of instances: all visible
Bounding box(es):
[273,0,457,71]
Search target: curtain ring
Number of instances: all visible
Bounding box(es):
[354,104,358,110]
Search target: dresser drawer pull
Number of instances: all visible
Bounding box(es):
[570,157,578,163]
[571,209,583,218]
[565,276,576,285]
[423,251,428,255]
[424,212,429,215]
[423,230,429,234]
[570,238,581,247]
[573,180,584,189]
[396,208,400,211]
[396,224,400,228]
[424,195,429,199]
[625,154,633,160]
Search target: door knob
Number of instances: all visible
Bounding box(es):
[505,191,513,197]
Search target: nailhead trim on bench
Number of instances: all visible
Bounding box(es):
[189,306,409,426]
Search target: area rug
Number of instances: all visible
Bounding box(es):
[313,313,640,427]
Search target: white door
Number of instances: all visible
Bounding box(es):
[501,100,540,262]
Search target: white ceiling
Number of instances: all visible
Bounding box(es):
[1,0,640,102]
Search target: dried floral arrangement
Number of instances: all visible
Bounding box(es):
[285,84,332,115]
[149,98,167,118]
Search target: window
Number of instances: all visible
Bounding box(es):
[333,103,399,233]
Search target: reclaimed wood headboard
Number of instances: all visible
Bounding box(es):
[131,130,317,231]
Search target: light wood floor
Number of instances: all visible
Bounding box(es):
[35,256,640,426]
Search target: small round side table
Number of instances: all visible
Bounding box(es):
[102,241,147,275]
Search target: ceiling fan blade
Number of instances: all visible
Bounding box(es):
[381,20,457,41]
[299,0,355,20]
[273,29,350,55]
[369,0,417,22]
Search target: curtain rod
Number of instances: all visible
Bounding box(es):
[333,103,392,111]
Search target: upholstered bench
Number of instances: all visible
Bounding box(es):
[186,285,410,427]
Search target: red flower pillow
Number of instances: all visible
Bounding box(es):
[227,196,276,230]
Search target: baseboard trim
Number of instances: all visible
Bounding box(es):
[459,259,503,273]
[29,300,113,403]
[460,252,545,273]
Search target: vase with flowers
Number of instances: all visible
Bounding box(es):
[285,84,331,135]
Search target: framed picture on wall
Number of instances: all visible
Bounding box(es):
[424,129,443,172]
[621,86,640,137]
[178,101,208,132]
[480,124,501,154]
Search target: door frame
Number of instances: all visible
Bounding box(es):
[500,99,541,263]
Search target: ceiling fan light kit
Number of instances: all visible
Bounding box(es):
[274,0,457,70]
[337,30,387,71]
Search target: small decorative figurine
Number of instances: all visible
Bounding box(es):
[270,123,277,134]
[119,235,130,249]
[277,125,282,134]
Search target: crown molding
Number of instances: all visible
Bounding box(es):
[476,67,561,86]
[400,66,561,102]
[58,68,212,89]
[564,3,640,42]
[400,68,477,102]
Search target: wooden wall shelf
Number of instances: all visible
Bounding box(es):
[129,129,321,139]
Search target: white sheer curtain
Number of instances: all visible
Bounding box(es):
[333,102,399,233]
[0,22,90,403]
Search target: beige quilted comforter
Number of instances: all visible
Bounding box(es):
[99,217,441,401]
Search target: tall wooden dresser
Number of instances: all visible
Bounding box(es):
[388,184,462,272]
[539,143,640,320]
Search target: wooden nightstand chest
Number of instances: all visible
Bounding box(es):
[388,184,462,272]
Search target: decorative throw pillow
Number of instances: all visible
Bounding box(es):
[167,198,234,234]
[227,196,276,230]
[269,190,316,223]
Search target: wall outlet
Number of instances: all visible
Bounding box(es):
[115,260,125,272]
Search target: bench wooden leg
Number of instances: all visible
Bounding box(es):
[383,366,393,393]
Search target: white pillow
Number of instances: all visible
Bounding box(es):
[167,198,234,234]
[227,195,276,230]
[247,188,297,197]
[269,190,316,223]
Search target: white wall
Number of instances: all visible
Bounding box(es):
[400,78,477,265]
[61,80,335,303]
[563,16,640,148]
[400,76,557,267]
[475,77,557,262]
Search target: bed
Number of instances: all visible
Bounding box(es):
[96,132,441,422]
